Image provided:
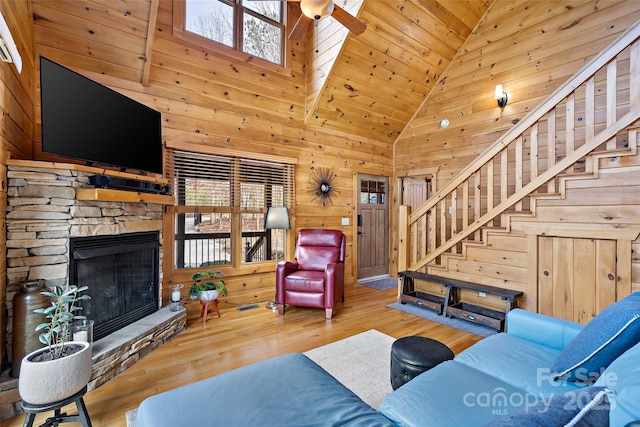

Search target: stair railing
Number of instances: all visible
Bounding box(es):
[399,19,640,273]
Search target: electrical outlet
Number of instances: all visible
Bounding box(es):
[478,291,487,297]
[341,217,349,226]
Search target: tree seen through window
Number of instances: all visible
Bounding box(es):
[184,0,284,65]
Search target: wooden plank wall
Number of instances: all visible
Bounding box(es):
[28,0,394,308]
[1,0,639,359]
[0,0,35,375]
[393,0,640,314]
[395,0,640,182]
[150,0,393,297]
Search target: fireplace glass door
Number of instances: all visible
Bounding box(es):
[70,231,160,341]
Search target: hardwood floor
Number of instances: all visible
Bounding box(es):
[4,283,483,426]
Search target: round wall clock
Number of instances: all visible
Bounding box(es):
[309,167,338,207]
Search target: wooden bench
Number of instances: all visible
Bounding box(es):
[398,271,523,332]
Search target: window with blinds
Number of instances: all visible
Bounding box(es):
[169,148,294,269]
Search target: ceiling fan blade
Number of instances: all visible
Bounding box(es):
[331,4,366,35]
[289,14,313,40]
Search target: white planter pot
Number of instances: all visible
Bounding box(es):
[19,341,92,405]
[199,289,219,302]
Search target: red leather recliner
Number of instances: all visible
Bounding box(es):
[275,229,346,319]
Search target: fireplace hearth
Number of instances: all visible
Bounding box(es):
[70,231,160,341]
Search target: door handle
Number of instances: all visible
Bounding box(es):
[358,231,364,235]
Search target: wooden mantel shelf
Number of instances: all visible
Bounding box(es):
[76,188,174,204]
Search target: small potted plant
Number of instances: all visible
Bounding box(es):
[18,284,93,405]
[189,270,227,302]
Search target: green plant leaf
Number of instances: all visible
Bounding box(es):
[33,283,91,359]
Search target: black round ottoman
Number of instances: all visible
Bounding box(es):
[390,336,454,390]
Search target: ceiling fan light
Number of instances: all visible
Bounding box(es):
[300,0,334,20]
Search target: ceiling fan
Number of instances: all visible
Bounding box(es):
[279,0,367,40]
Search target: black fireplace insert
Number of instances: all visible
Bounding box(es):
[69,231,160,342]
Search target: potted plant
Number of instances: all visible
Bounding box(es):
[189,270,227,302]
[18,284,93,405]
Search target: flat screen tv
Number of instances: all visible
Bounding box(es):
[39,56,163,175]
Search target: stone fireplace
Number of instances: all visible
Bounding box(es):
[1,161,185,420]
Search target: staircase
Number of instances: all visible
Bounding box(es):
[398,19,640,276]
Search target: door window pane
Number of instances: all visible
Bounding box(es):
[360,180,386,205]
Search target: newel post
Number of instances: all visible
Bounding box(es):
[398,205,410,274]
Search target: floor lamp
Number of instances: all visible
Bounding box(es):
[264,207,290,310]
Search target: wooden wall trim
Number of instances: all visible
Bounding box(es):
[166,140,298,164]
[521,223,640,240]
[525,233,538,312]
[396,166,439,178]
[617,239,633,298]
[141,0,159,86]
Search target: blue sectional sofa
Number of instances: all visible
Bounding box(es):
[137,301,640,426]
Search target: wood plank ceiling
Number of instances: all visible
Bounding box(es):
[309,0,490,143]
[32,0,490,144]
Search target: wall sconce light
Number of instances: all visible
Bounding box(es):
[495,85,508,108]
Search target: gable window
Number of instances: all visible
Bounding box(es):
[168,146,295,270]
[176,0,285,66]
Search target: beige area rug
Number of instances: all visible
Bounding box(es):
[303,329,396,410]
[125,329,395,426]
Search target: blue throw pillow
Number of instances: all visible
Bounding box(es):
[484,386,613,427]
[594,340,640,426]
[551,292,640,382]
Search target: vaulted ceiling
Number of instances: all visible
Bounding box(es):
[32,0,491,144]
[306,0,490,143]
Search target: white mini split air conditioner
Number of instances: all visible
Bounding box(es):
[0,11,21,73]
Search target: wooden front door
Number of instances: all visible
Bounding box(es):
[357,174,389,279]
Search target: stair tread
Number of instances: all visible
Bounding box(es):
[590,147,633,156]
[530,192,561,198]
[558,171,593,177]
